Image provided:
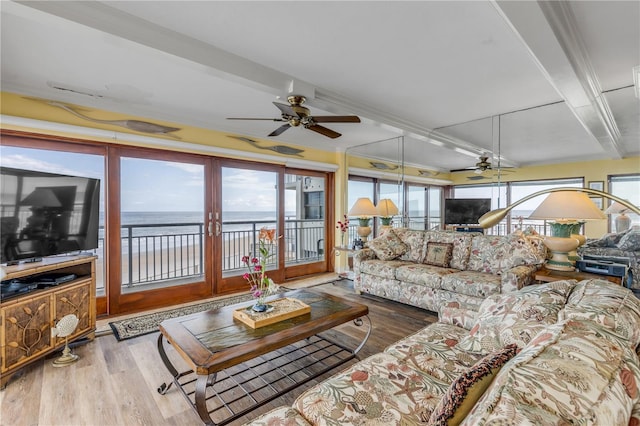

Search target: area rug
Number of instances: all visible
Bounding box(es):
[107,273,340,341]
[109,293,254,341]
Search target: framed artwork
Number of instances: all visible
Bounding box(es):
[590,196,603,210]
[588,181,604,191]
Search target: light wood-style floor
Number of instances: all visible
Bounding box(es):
[0,280,437,426]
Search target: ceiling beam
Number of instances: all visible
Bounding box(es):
[14,1,506,163]
[494,0,624,159]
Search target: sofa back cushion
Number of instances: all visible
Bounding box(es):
[456,280,576,354]
[393,228,427,263]
[464,319,640,425]
[423,231,475,270]
[467,234,541,274]
[561,279,640,350]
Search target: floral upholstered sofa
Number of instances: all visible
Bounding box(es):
[352,228,546,314]
[246,279,640,425]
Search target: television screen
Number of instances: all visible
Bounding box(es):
[1,167,100,264]
[444,198,491,225]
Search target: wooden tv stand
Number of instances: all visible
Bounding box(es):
[0,255,96,389]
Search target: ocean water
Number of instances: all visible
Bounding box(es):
[99,211,284,254]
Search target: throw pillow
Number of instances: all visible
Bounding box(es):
[424,242,454,268]
[367,229,409,261]
[428,344,519,426]
[618,227,640,251]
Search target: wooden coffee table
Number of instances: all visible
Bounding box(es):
[156,289,370,425]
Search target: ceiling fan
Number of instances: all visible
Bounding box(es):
[227,95,360,139]
[450,155,513,175]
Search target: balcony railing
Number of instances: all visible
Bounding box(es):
[96,219,328,289]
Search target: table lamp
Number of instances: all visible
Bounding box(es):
[376,199,399,228]
[604,201,632,233]
[348,197,377,242]
[529,191,606,271]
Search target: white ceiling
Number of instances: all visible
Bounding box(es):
[1,1,639,173]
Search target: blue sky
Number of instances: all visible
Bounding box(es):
[0,146,289,212]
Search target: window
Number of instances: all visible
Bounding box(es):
[453,178,583,235]
[609,174,640,230]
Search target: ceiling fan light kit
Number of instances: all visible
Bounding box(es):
[228,95,360,139]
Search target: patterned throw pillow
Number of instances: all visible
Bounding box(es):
[367,229,409,261]
[424,242,454,268]
[429,344,519,426]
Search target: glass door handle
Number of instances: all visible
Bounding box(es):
[215,221,221,236]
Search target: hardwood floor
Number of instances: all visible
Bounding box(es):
[0,280,438,426]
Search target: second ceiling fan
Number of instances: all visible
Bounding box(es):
[227,95,360,139]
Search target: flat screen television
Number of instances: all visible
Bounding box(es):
[0,167,100,264]
[444,198,491,225]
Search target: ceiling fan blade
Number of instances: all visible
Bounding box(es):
[449,167,476,173]
[307,124,341,139]
[311,115,361,123]
[227,117,285,121]
[272,102,298,117]
[268,124,291,137]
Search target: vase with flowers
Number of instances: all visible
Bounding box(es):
[336,214,349,247]
[241,227,281,312]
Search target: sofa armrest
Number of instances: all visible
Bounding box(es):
[500,264,538,293]
[353,248,377,269]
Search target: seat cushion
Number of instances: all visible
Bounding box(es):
[440,270,502,298]
[385,322,484,384]
[294,353,449,425]
[395,263,456,289]
[359,259,412,279]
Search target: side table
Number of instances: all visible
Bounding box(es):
[334,246,359,280]
[535,266,623,285]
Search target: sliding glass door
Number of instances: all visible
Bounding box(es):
[110,148,212,314]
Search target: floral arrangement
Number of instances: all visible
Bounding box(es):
[241,227,280,310]
[336,214,349,246]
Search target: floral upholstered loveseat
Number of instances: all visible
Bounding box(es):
[352,228,546,314]
[246,279,640,425]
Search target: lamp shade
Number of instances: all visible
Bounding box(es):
[348,197,377,218]
[604,201,631,215]
[20,187,62,207]
[528,191,606,221]
[376,199,399,217]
